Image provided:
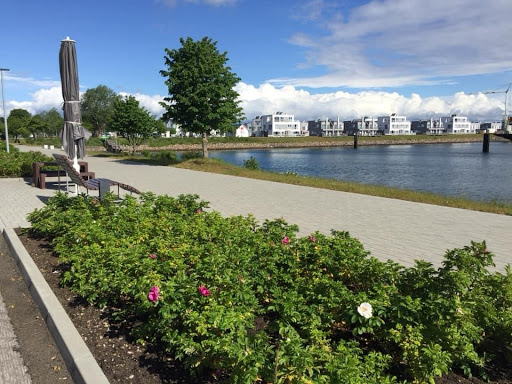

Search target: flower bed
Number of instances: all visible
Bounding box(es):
[27,193,512,383]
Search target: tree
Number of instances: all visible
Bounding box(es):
[27,115,47,139]
[154,118,167,137]
[160,37,245,158]
[38,108,63,137]
[81,85,120,137]
[109,95,160,154]
[7,109,31,142]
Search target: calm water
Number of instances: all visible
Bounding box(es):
[209,142,512,203]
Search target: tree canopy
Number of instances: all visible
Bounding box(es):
[109,95,163,154]
[160,36,244,157]
[7,108,31,142]
[38,108,64,137]
[81,85,120,137]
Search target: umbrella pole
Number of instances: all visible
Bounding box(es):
[71,144,80,195]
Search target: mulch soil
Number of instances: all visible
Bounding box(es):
[5,230,512,384]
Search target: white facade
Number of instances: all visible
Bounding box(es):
[323,117,344,136]
[260,112,302,137]
[440,115,474,134]
[361,117,379,136]
[235,124,250,137]
[479,121,501,133]
[378,114,412,135]
[300,121,310,136]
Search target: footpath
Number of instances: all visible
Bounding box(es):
[1,144,511,383]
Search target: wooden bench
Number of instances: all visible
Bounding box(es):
[32,161,95,189]
[104,139,122,153]
[53,153,141,197]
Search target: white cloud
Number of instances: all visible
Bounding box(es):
[235,82,504,122]
[271,0,512,88]
[119,92,166,117]
[7,87,62,115]
[4,82,504,123]
[6,73,61,89]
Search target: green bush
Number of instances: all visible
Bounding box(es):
[141,149,151,157]
[243,156,260,170]
[154,150,179,164]
[27,193,512,383]
[181,151,202,161]
[0,147,54,177]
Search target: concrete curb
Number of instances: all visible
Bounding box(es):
[2,228,109,384]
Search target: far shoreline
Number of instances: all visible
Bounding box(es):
[89,134,509,152]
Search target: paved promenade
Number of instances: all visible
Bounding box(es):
[1,144,511,382]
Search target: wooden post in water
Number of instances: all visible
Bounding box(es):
[354,132,358,149]
[483,132,490,153]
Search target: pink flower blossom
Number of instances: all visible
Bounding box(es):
[149,253,157,259]
[281,236,290,245]
[148,286,159,302]
[195,208,202,214]
[198,285,210,296]
[309,235,317,242]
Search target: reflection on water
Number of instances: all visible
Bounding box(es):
[209,142,512,203]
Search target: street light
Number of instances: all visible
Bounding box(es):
[0,68,9,153]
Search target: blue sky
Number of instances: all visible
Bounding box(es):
[1,0,511,122]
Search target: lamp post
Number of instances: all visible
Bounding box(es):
[0,68,9,153]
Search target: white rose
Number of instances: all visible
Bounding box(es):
[357,302,373,319]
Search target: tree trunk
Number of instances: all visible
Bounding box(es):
[201,132,209,158]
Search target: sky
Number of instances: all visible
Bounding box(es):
[1,0,512,123]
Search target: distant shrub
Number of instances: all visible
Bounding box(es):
[243,156,260,170]
[154,150,178,165]
[141,150,150,157]
[180,151,202,161]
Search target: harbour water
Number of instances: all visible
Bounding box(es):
[209,142,512,203]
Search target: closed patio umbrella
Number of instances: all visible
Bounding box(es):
[59,36,90,171]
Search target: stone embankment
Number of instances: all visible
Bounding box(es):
[89,135,507,153]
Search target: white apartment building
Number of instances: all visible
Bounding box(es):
[440,114,474,134]
[378,114,412,135]
[259,112,302,137]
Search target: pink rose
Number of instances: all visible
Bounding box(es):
[195,208,202,214]
[149,253,157,259]
[281,236,290,245]
[198,285,210,296]
[309,235,317,242]
[148,286,159,302]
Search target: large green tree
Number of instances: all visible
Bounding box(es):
[38,108,63,137]
[81,85,120,137]
[160,37,244,158]
[7,108,31,142]
[109,95,161,154]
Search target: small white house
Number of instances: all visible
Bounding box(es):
[235,124,250,137]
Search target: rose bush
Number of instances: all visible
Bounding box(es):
[27,192,512,383]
